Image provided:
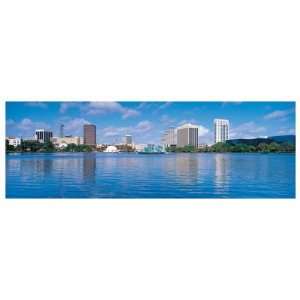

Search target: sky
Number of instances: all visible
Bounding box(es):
[6,101,295,145]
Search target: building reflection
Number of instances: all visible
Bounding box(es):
[19,155,54,179]
[83,153,96,183]
[214,154,230,192]
[164,154,199,185]
[6,155,21,174]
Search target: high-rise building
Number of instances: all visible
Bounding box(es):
[176,123,198,147]
[35,129,53,143]
[161,127,177,147]
[60,124,64,138]
[124,134,133,145]
[84,124,96,145]
[214,119,229,143]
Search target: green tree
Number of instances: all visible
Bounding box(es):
[6,140,15,152]
[268,142,281,152]
[280,142,295,152]
[257,143,269,152]
[211,142,232,152]
[41,141,55,152]
[63,143,93,152]
[22,140,42,152]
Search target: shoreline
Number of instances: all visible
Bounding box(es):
[6,151,295,154]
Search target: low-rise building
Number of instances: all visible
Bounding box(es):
[6,137,21,147]
[198,143,208,149]
[104,145,119,153]
[51,136,80,147]
[134,144,147,152]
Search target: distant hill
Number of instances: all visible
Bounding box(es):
[227,135,295,146]
[268,135,295,144]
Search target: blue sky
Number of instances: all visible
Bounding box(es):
[6,101,295,144]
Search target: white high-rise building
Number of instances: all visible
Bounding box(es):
[214,119,229,143]
[161,127,177,147]
[60,124,64,138]
[35,129,53,143]
[124,134,133,145]
[177,123,198,147]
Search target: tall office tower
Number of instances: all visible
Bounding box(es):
[60,124,64,138]
[176,123,198,147]
[124,134,133,145]
[35,129,53,143]
[214,119,229,143]
[161,127,177,147]
[84,124,96,145]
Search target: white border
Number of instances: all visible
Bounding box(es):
[1,0,300,298]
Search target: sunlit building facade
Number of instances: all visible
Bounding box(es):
[84,124,96,145]
[161,127,177,147]
[214,119,229,143]
[124,134,133,145]
[35,129,53,143]
[176,123,198,147]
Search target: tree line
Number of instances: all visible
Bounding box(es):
[166,142,295,153]
[6,140,93,153]
[6,140,295,153]
[6,140,136,153]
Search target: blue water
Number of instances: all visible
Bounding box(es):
[6,152,295,198]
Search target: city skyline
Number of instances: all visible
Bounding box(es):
[6,101,295,144]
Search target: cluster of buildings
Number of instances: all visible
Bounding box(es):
[6,118,230,150]
[6,123,134,151]
[161,119,230,148]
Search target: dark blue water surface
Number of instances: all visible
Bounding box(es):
[6,152,295,198]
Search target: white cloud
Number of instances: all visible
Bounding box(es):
[158,102,172,110]
[277,127,295,135]
[135,120,153,133]
[63,118,90,136]
[25,102,48,109]
[18,118,34,131]
[178,119,197,126]
[84,102,139,119]
[102,126,127,137]
[100,120,153,143]
[8,117,92,138]
[6,119,15,126]
[86,102,122,114]
[59,101,140,119]
[136,102,149,109]
[160,114,176,126]
[7,118,49,137]
[59,102,82,113]
[18,118,49,131]
[198,125,210,136]
[264,109,293,120]
[288,128,295,134]
[122,108,140,119]
[230,121,266,139]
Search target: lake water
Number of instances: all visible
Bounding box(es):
[6,152,295,198]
